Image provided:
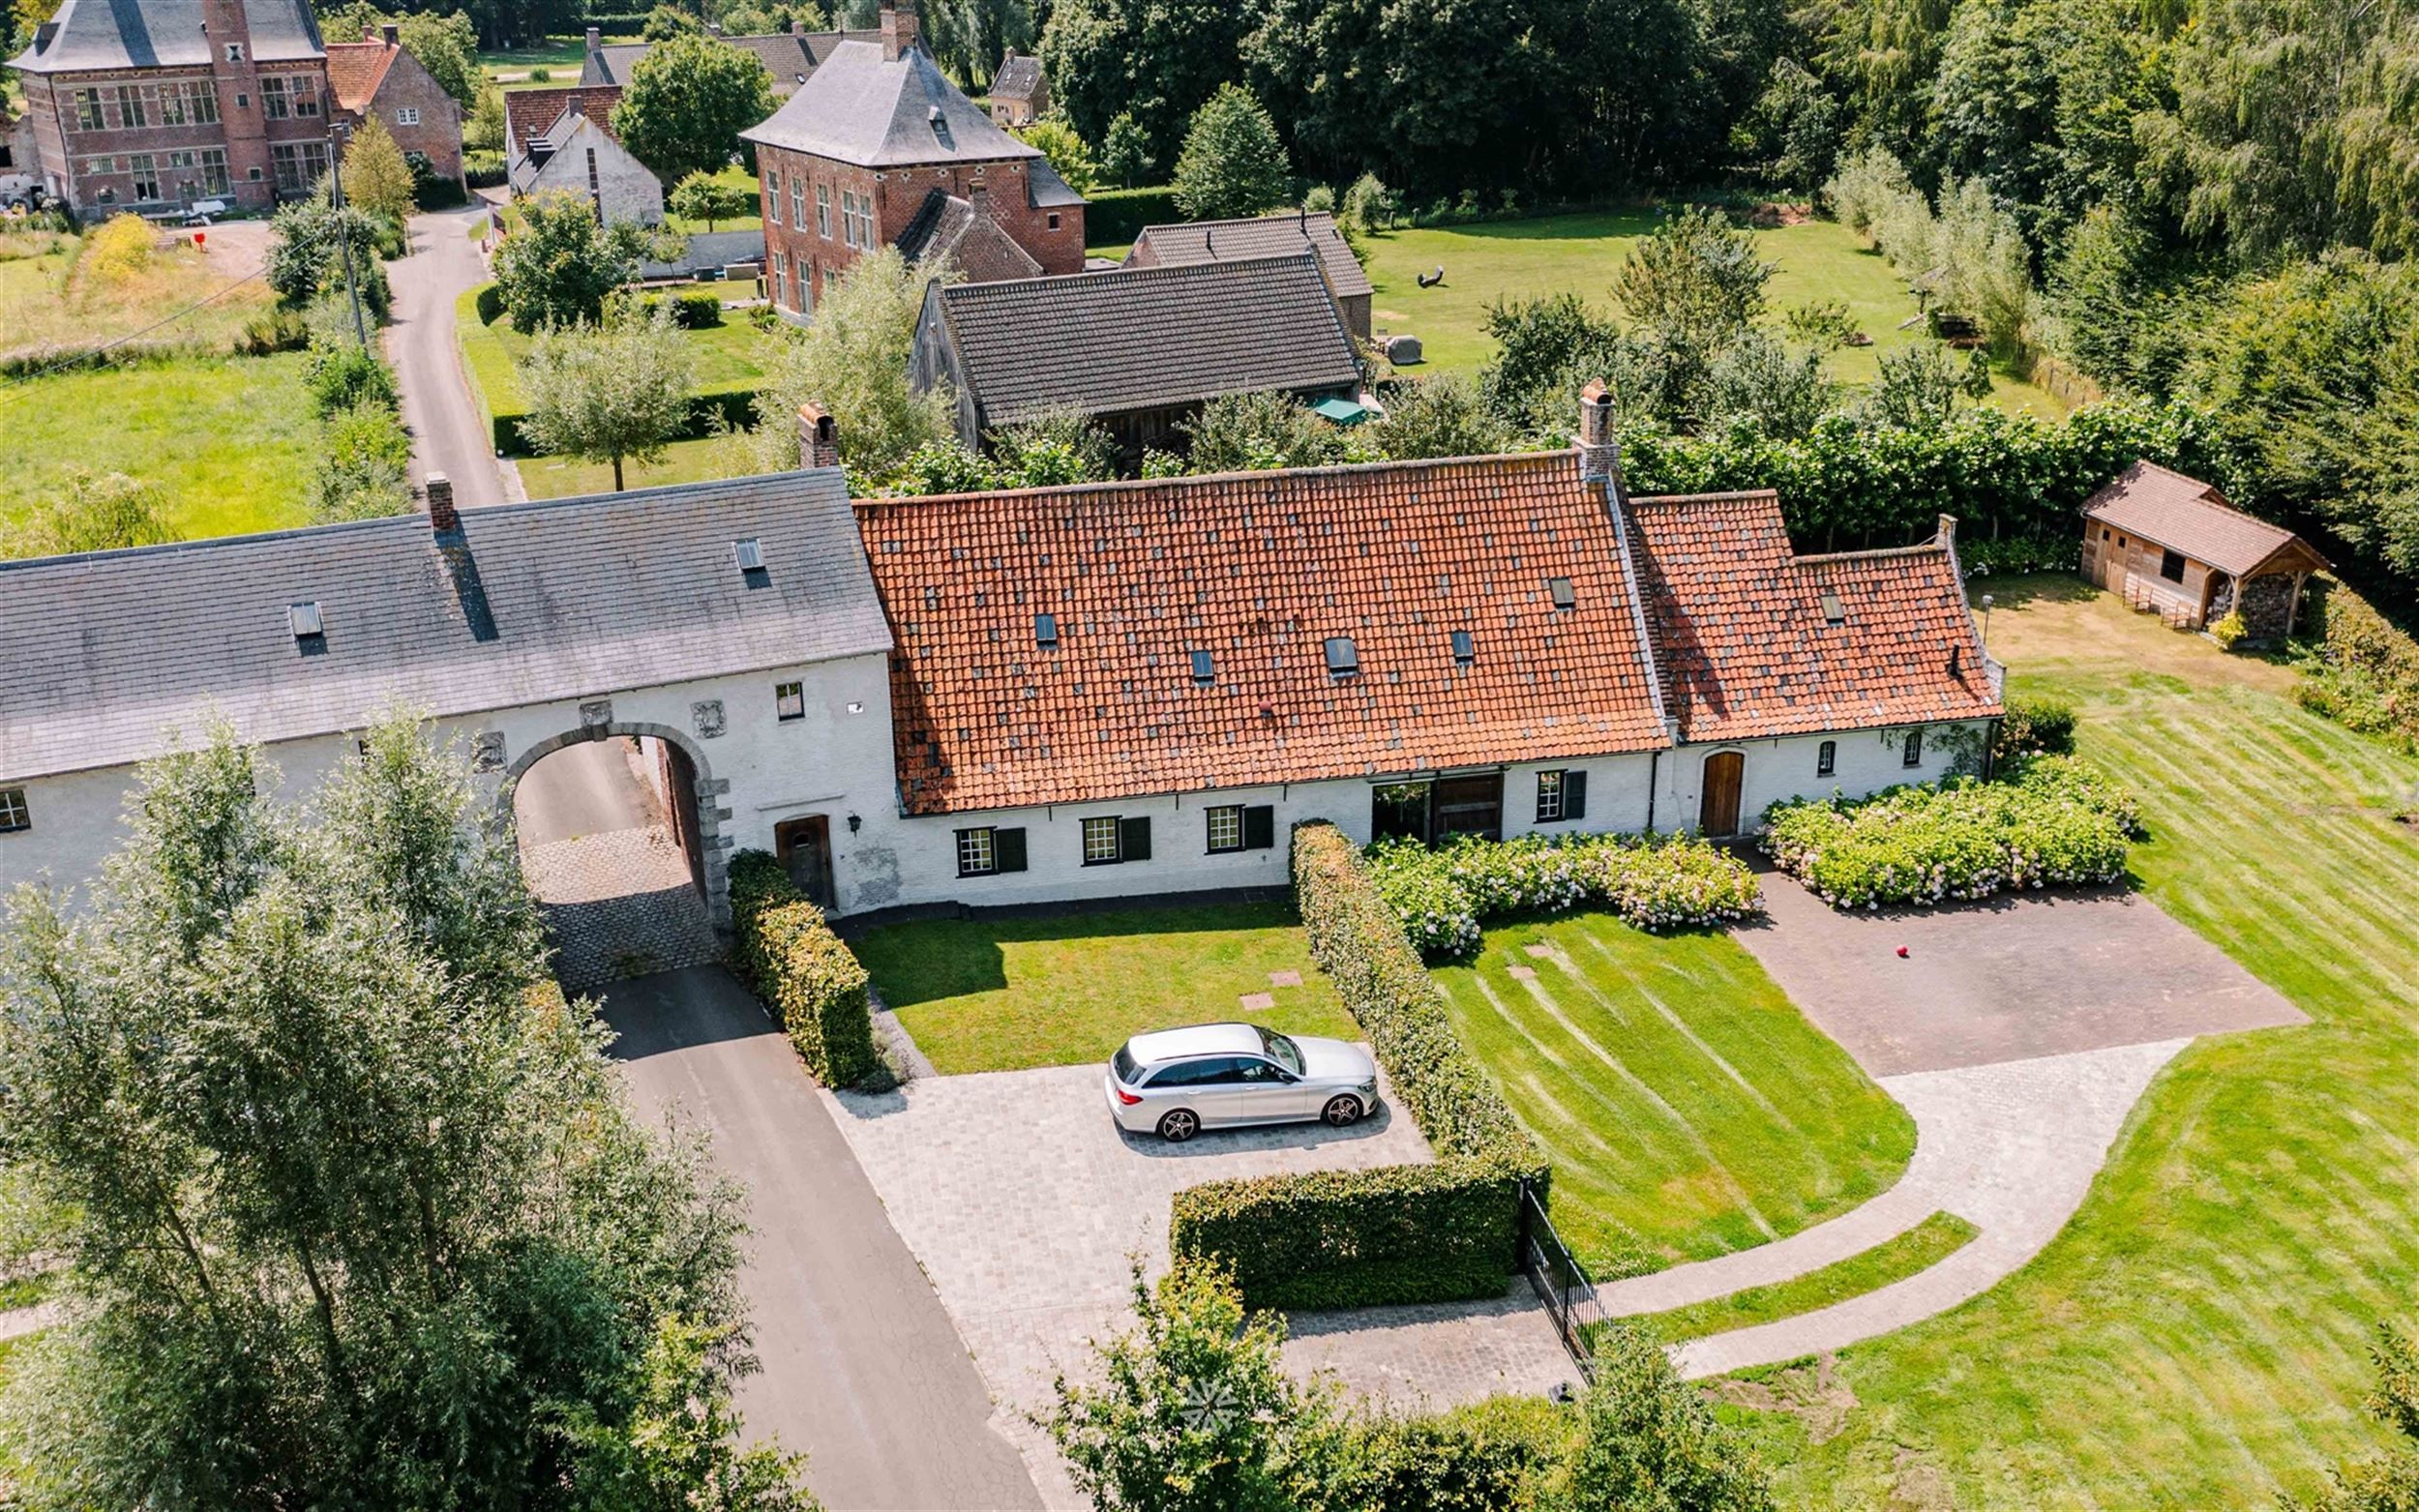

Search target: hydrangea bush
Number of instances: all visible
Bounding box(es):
[1364,832,1763,958]
[1760,756,2143,910]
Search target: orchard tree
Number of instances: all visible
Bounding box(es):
[1171,83,1290,222]
[492,190,649,331]
[517,300,699,490]
[0,717,815,1510]
[341,115,421,224]
[750,247,958,480]
[672,169,754,230]
[612,34,776,182]
[9,468,167,560]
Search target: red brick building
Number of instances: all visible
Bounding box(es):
[738,0,1083,318]
[326,24,463,189]
[8,0,335,217]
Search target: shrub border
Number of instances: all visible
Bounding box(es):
[726,849,880,1088]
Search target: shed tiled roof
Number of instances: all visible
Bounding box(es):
[927,253,1359,430]
[0,472,890,784]
[990,51,1042,101]
[1126,211,1373,300]
[2081,460,2322,577]
[11,0,322,72]
[740,38,1040,167]
[324,39,399,111]
[895,189,1043,281]
[1626,490,2000,742]
[856,453,1674,815]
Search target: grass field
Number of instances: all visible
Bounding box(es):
[0,353,317,544]
[663,166,765,235]
[853,902,1360,1076]
[1433,913,1916,1280]
[479,34,637,89]
[1622,1211,1979,1347]
[1358,212,2062,415]
[1746,577,2419,1507]
[516,433,753,499]
[0,226,279,361]
[455,283,777,439]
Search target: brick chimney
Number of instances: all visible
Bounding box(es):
[584,24,602,50]
[967,171,990,219]
[1936,513,1958,548]
[380,20,399,44]
[797,403,840,469]
[427,473,460,532]
[1576,379,1622,489]
[881,0,917,60]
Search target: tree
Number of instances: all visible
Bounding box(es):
[492,190,649,332]
[1614,203,1776,418]
[1182,391,1366,473]
[0,718,814,1509]
[2292,1310,2419,1512]
[1699,331,1835,440]
[915,0,1035,91]
[1015,113,1099,194]
[1171,83,1291,222]
[642,1,702,38]
[517,301,699,491]
[342,115,421,225]
[750,247,958,481]
[314,400,415,522]
[1559,1324,1775,1512]
[265,199,394,316]
[1037,0,1241,173]
[1478,292,1627,433]
[8,469,167,560]
[1366,372,1514,460]
[672,169,753,230]
[322,6,483,106]
[1101,111,1153,188]
[1862,342,1968,431]
[612,34,777,182]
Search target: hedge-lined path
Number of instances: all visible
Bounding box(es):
[821,1062,1561,1510]
[388,204,511,509]
[605,965,1043,1511]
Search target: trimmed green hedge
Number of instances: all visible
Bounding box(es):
[1168,821,1547,1310]
[1083,185,1180,247]
[727,849,880,1087]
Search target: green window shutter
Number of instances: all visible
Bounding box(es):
[1242,804,1275,850]
[996,826,1028,873]
[1564,770,1587,820]
[1120,815,1152,862]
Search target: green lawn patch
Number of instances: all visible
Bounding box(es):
[855,902,1360,1075]
[663,165,763,235]
[1359,212,2062,414]
[516,433,755,499]
[1433,912,1914,1280]
[1765,579,2419,1507]
[0,353,317,544]
[1617,1211,1978,1347]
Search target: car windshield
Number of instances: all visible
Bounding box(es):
[1113,1046,1140,1085]
[1258,1030,1303,1076]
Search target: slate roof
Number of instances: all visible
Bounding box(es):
[11,0,324,72]
[990,51,1042,102]
[0,472,890,784]
[854,453,1675,815]
[895,189,1042,281]
[324,39,399,111]
[582,30,879,95]
[2081,460,2323,577]
[740,38,1041,167]
[925,253,1360,430]
[1126,212,1373,300]
[1626,490,2000,743]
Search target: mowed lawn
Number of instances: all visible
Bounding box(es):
[0,353,317,543]
[517,434,756,500]
[1763,577,2419,1507]
[1359,212,2063,414]
[1434,914,1915,1279]
[852,902,1360,1075]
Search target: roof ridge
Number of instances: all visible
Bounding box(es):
[852,450,1573,511]
[947,249,1320,299]
[1629,488,1782,506]
[1791,543,1948,565]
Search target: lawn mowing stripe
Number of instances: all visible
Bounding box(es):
[1465,975,1693,1169]
[1616,1210,1978,1345]
[1565,927,1802,1133]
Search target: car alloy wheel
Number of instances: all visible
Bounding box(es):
[1158,1108,1200,1142]
[1322,1095,1363,1128]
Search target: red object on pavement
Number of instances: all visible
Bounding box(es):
[1896,945,1910,958]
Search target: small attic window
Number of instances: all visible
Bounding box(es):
[1547,577,1576,610]
[1190,649,1214,685]
[1034,612,1060,647]
[1450,629,1476,666]
[1324,636,1359,678]
[288,601,324,641]
[1819,589,1845,625]
[733,538,764,572]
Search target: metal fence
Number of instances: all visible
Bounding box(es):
[1517,1178,1605,1378]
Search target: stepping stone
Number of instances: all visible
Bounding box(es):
[1239,992,1277,1011]
[1507,965,1538,981]
[1268,969,1303,988]
[1524,943,1555,959]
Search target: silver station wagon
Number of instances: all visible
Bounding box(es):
[1105,1023,1380,1142]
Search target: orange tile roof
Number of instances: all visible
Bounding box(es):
[324,40,398,113]
[2081,460,2324,577]
[855,453,1674,815]
[1626,489,2001,742]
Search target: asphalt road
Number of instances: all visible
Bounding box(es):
[514,736,660,847]
[606,969,1044,1511]
[386,203,508,508]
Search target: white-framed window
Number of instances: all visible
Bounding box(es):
[1903,728,1925,767]
[1205,805,1242,853]
[790,176,804,228]
[1535,769,1565,822]
[816,182,831,239]
[775,680,805,721]
[957,826,996,876]
[1082,815,1122,865]
[396,105,420,126]
[769,252,787,309]
[764,169,781,223]
[1816,739,1837,778]
[291,76,319,117]
[0,787,27,833]
[260,75,289,118]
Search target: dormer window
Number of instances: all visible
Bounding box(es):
[1819,589,1845,625]
[1546,577,1575,610]
[1324,637,1359,678]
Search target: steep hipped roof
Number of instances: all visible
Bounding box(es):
[582,29,879,94]
[895,189,1043,282]
[0,472,889,784]
[323,39,399,110]
[11,0,323,72]
[1127,211,1373,300]
[854,453,1675,815]
[1626,490,2000,743]
[925,253,1359,430]
[989,51,1042,102]
[740,38,1040,166]
[2081,460,2325,577]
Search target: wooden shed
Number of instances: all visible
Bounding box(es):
[2079,461,2327,638]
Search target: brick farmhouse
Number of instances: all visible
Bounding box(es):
[741,0,1084,318]
[325,23,463,190]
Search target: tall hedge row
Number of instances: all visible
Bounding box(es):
[726,849,880,1088]
[1167,822,1547,1310]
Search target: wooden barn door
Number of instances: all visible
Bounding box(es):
[1699,752,1745,837]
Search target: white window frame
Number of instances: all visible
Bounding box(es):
[74,89,105,131]
[396,105,420,126]
[956,826,997,876]
[790,177,804,229]
[774,681,805,721]
[764,169,781,224]
[1535,769,1566,822]
[1205,805,1242,854]
[816,182,831,239]
[1816,739,1837,778]
[260,74,290,119]
[1082,815,1121,866]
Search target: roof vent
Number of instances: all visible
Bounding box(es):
[288,601,326,653]
[1546,577,1576,610]
[1034,612,1059,647]
[1190,649,1214,686]
[1820,588,1845,625]
[1450,629,1475,666]
[1324,636,1359,678]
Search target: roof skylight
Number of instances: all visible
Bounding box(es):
[1324,636,1359,677]
[288,601,324,639]
[1450,629,1475,665]
[1820,589,1845,625]
[1190,650,1214,685]
[1035,612,1060,647]
[733,538,764,572]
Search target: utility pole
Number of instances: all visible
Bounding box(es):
[325,120,367,347]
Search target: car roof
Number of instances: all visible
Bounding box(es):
[1122,1023,1264,1064]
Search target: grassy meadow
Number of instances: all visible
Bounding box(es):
[0,224,280,362]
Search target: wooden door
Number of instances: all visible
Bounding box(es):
[1699,752,1744,837]
[775,815,835,907]
[1434,772,1505,842]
